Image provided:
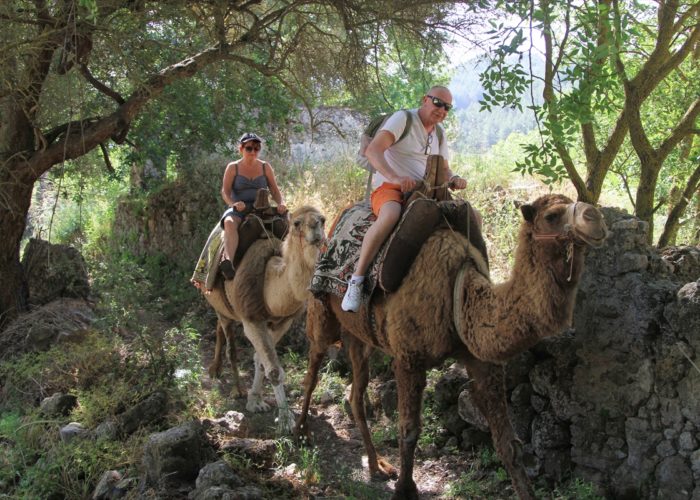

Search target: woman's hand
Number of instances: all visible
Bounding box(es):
[232,201,246,211]
[277,204,287,214]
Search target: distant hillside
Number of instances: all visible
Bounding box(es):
[449,55,544,154]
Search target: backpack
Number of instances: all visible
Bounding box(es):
[357,109,444,173]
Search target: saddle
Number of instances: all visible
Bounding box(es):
[309,155,488,301]
[191,188,289,291]
[233,189,289,266]
[378,155,487,292]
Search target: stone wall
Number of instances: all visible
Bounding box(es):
[486,208,699,499]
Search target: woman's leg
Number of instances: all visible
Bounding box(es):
[223,216,241,262]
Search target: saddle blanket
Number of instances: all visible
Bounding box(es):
[309,202,379,303]
[191,223,224,291]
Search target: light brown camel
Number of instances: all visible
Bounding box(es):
[294,194,608,499]
[204,205,325,433]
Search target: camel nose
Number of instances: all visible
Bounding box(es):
[581,204,602,223]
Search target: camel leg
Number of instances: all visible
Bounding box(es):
[207,318,225,379]
[391,361,426,500]
[223,322,245,398]
[247,351,271,412]
[241,320,294,433]
[345,334,397,480]
[294,297,341,442]
[463,358,535,500]
[268,318,296,433]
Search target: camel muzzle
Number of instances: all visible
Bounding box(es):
[569,202,608,248]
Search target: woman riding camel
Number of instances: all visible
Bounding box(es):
[219,132,286,278]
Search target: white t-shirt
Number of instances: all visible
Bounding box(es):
[372,109,450,189]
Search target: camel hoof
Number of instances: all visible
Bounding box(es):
[371,458,398,480]
[207,364,221,379]
[230,384,246,399]
[246,396,271,413]
[391,483,419,500]
[276,408,296,435]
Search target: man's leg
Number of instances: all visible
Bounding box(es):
[342,200,401,312]
[354,201,402,276]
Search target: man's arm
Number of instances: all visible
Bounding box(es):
[366,130,417,192]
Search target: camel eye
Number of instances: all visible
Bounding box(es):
[294,219,302,228]
[319,216,326,225]
[545,212,559,223]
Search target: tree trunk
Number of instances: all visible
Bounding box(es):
[0,165,34,329]
[635,156,662,244]
[658,162,700,247]
[693,192,700,245]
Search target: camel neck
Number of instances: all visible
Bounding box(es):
[458,234,582,364]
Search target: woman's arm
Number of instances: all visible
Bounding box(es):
[221,162,238,207]
[264,163,287,214]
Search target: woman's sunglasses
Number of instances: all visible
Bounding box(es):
[244,144,261,152]
[426,95,453,112]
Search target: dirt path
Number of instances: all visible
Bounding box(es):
[199,335,518,499]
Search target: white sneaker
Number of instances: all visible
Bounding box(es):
[341,279,363,312]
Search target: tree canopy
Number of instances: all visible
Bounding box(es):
[478,0,700,243]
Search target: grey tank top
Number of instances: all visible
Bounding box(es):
[232,162,269,203]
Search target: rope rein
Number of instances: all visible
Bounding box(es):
[530,201,582,282]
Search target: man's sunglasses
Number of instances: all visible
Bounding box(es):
[244,144,261,152]
[426,95,453,112]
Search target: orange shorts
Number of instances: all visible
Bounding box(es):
[370,183,403,216]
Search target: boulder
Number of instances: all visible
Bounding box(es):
[142,421,215,487]
[21,238,90,306]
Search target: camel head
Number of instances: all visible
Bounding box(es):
[521,194,608,248]
[288,205,326,247]
[516,194,607,288]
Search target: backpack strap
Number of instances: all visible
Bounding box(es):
[395,110,412,145]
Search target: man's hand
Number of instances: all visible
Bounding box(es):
[449,175,467,190]
[396,176,417,192]
[277,204,287,214]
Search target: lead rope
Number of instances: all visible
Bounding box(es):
[566,241,575,282]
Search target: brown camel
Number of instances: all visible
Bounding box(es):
[204,205,325,433]
[294,194,608,499]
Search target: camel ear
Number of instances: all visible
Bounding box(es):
[521,204,536,222]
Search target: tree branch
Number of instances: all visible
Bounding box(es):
[78,64,125,104]
[657,97,700,160]
[25,44,234,180]
[99,143,115,175]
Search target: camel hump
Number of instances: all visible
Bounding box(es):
[230,238,282,321]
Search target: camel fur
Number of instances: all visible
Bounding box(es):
[204,205,326,433]
[295,194,608,499]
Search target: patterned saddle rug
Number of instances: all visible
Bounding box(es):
[309,197,488,305]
